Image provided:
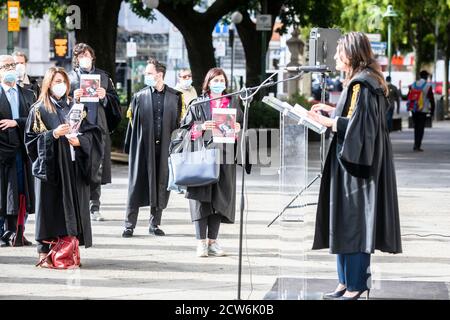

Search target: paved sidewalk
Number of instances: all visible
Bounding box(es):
[0,119,449,300]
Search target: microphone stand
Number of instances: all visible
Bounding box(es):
[190,71,306,300]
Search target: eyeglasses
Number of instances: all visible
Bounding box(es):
[0,62,17,71]
[180,75,192,80]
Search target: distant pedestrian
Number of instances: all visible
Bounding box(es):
[386,76,401,131]
[407,70,435,151]
[175,68,197,120]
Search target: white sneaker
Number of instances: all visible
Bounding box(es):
[196,241,208,257]
[91,211,105,221]
[208,241,226,256]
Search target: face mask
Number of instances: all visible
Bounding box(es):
[78,57,92,70]
[180,79,192,89]
[51,83,67,98]
[15,64,26,80]
[209,82,226,94]
[2,70,18,84]
[145,75,156,87]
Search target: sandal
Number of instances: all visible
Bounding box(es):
[36,253,53,268]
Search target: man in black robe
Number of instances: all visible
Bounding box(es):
[68,43,121,222]
[123,59,182,237]
[0,55,35,247]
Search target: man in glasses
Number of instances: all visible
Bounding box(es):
[175,68,197,120]
[0,55,36,247]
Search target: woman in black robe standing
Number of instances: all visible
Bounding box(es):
[24,67,102,267]
[308,32,402,300]
[171,68,244,257]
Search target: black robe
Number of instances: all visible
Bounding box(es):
[170,95,245,223]
[69,68,121,185]
[124,86,182,210]
[0,85,35,218]
[24,100,103,247]
[312,70,402,254]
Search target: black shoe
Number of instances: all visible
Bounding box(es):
[1,230,14,246]
[12,225,24,247]
[149,225,165,236]
[340,289,370,300]
[22,236,33,246]
[322,288,346,300]
[0,238,10,247]
[122,228,134,238]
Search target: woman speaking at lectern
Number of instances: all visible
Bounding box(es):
[307,32,402,300]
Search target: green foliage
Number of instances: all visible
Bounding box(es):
[248,101,280,129]
[288,92,313,110]
[110,110,129,152]
[0,0,69,33]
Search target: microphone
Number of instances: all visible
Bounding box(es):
[285,65,331,73]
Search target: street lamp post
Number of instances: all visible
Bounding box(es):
[229,11,243,91]
[383,5,398,78]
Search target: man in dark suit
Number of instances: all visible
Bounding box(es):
[0,55,36,247]
[123,59,182,237]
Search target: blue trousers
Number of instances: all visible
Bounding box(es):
[337,253,371,291]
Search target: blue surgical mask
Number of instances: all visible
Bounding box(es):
[145,75,156,87]
[210,82,226,94]
[2,70,18,84]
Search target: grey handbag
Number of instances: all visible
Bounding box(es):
[169,132,220,187]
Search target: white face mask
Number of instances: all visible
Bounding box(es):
[78,57,92,70]
[51,83,67,98]
[15,64,26,80]
[180,79,192,90]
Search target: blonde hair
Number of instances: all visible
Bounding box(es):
[37,67,71,113]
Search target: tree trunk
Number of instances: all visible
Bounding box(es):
[236,1,284,88]
[236,11,265,88]
[72,0,122,82]
[179,26,217,94]
[414,20,423,79]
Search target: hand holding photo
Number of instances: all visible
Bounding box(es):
[65,103,84,138]
[212,108,237,144]
[80,74,101,102]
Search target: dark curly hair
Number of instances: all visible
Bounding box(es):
[72,43,96,68]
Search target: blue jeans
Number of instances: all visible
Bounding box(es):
[337,253,371,291]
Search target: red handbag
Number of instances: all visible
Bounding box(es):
[36,236,81,269]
